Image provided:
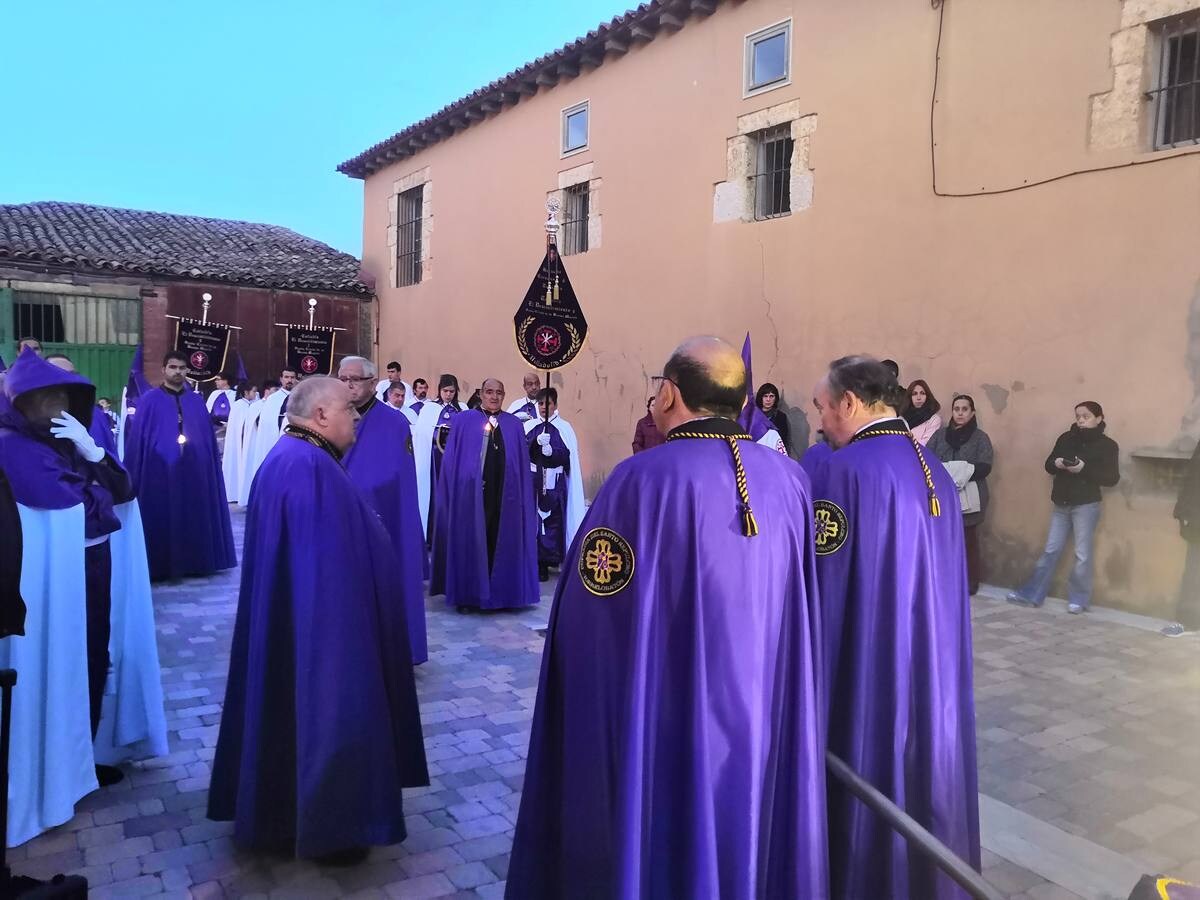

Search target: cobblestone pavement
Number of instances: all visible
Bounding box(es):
[9,507,1200,898]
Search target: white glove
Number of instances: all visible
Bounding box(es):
[537,433,552,456]
[50,412,105,463]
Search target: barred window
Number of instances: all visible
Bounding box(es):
[561,184,590,256]
[14,291,140,345]
[397,186,424,287]
[753,126,794,220]
[1150,13,1200,149]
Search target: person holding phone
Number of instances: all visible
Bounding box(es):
[1008,401,1120,613]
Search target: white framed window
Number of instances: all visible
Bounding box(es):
[562,100,589,156]
[1149,12,1200,150]
[744,20,792,98]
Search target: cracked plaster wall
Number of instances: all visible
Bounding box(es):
[358,0,1200,617]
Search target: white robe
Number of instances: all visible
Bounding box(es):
[242,388,290,498]
[757,428,787,454]
[236,398,265,506]
[221,397,252,501]
[412,400,467,536]
[1,501,165,847]
[507,395,540,423]
[523,412,587,549]
[205,388,236,417]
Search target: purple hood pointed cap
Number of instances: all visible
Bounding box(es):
[1,347,96,428]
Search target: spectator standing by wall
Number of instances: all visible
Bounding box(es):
[755,382,792,456]
[631,396,665,453]
[927,394,994,595]
[1164,442,1200,636]
[903,380,942,445]
[1007,402,1120,614]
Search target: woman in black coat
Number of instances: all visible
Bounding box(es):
[1165,442,1200,636]
[1007,401,1120,614]
[755,382,791,455]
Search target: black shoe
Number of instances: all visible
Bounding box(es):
[538,565,549,583]
[313,846,370,866]
[96,764,125,786]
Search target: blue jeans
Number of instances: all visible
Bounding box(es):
[1015,502,1102,608]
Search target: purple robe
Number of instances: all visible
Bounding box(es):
[430,409,538,609]
[527,421,570,567]
[810,423,980,899]
[342,399,428,664]
[122,385,236,581]
[208,432,428,856]
[0,352,133,538]
[209,391,232,425]
[509,428,829,899]
[799,440,833,480]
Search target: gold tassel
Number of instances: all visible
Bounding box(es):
[544,280,552,305]
[929,494,941,517]
[742,506,760,538]
[553,276,560,301]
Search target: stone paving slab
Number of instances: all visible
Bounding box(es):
[9,509,1199,898]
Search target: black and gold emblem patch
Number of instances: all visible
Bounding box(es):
[578,527,635,596]
[813,500,849,556]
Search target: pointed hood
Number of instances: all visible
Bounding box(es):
[737,333,775,441]
[2,347,95,428]
[125,344,153,406]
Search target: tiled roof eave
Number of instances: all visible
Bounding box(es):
[336,0,720,179]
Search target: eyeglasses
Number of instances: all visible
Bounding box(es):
[338,376,374,384]
[650,375,678,390]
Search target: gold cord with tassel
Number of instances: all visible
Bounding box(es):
[666,430,760,537]
[848,428,942,516]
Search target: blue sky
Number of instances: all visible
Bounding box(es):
[0,0,632,257]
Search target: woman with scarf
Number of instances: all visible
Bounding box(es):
[927,395,993,594]
[755,382,792,456]
[1007,401,1120,614]
[903,379,942,445]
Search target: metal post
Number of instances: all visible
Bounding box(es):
[201,292,211,325]
[307,298,317,329]
[825,751,1005,900]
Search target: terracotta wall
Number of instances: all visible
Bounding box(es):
[358,0,1200,615]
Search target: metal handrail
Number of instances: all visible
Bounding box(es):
[826,750,1005,900]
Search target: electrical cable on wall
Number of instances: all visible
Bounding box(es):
[929,0,1200,198]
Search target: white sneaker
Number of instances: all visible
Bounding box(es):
[1067,603,1084,614]
[1162,622,1187,637]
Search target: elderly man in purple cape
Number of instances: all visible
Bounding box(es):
[508,337,828,900]
[338,356,428,663]
[430,378,539,610]
[123,350,236,581]
[809,355,980,899]
[209,376,428,864]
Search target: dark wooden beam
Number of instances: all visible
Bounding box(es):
[464,106,484,121]
[480,98,501,113]
[630,22,656,41]
[557,60,579,78]
[516,78,538,95]
[536,69,559,87]
[579,50,604,68]
[604,35,628,55]
[690,0,717,15]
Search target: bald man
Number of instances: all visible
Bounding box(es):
[508,337,828,899]
[506,372,542,422]
[431,377,539,610]
[209,376,428,862]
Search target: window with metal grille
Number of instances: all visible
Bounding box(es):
[396,186,424,287]
[1150,13,1200,149]
[753,126,794,220]
[561,184,590,256]
[13,292,140,345]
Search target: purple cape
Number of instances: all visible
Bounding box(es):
[431,410,539,609]
[799,440,833,480]
[509,437,829,899]
[122,385,236,580]
[810,430,980,899]
[0,350,133,537]
[208,434,429,856]
[342,399,428,664]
